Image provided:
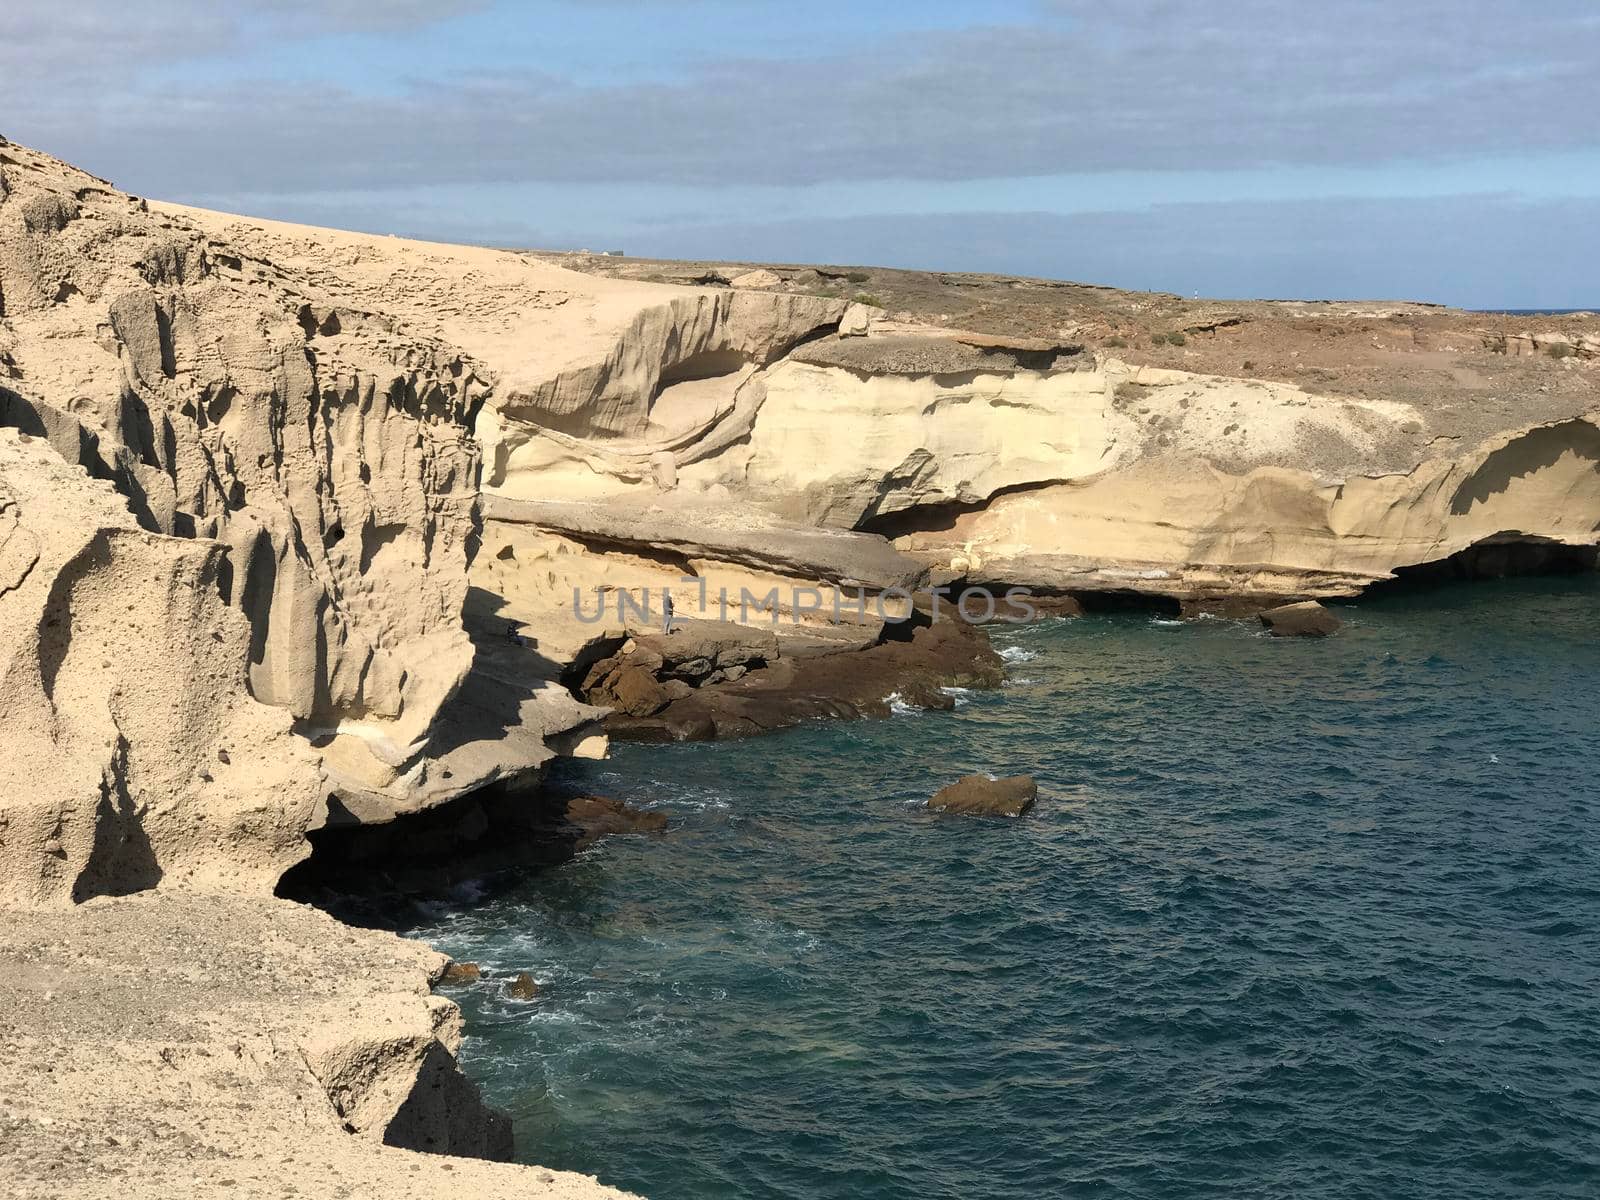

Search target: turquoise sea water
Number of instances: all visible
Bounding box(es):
[403,578,1600,1199]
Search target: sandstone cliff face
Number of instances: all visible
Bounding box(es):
[482,315,1599,623]
[0,147,480,736]
[1,135,1595,1195]
[0,142,679,897]
[7,135,1588,889]
[907,411,1600,601]
[0,141,671,1194]
[0,142,489,887]
[0,428,318,907]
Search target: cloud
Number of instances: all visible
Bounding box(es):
[2,1,1595,304]
[2,0,1597,195]
[0,1,490,92]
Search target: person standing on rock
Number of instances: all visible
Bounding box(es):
[662,588,676,636]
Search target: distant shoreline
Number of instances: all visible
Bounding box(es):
[1473,308,1597,316]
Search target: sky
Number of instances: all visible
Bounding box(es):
[3,0,1598,306]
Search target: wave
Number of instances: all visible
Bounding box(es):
[885,691,920,716]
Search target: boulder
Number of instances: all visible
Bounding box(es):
[1258,600,1342,638]
[838,302,875,337]
[437,961,482,985]
[609,665,672,716]
[506,972,540,1001]
[562,794,669,849]
[634,622,778,681]
[730,268,782,289]
[927,774,1038,817]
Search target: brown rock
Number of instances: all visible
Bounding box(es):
[636,623,778,680]
[1259,600,1342,638]
[562,794,669,850]
[609,665,671,716]
[898,680,956,711]
[927,774,1038,817]
[606,615,1004,742]
[438,961,482,985]
[506,972,540,1001]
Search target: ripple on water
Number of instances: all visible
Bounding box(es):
[405,578,1600,1200]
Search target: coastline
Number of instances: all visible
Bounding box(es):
[0,136,1597,1195]
[397,576,1600,1197]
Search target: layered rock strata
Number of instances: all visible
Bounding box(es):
[534,251,1600,613]
[3,135,1598,1196]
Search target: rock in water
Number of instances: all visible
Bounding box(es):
[506,972,540,1001]
[1259,601,1342,638]
[562,795,669,851]
[928,774,1038,817]
[438,961,482,984]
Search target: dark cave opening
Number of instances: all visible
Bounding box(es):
[1364,536,1599,598]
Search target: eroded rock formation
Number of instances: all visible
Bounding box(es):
[2,136,1596,1195]
[487,253,1600,623]
[0,894,635,1199]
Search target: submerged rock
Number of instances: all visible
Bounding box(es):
[927,774,1038,817]
[506,972,541,1001]
[563,794,670,851]
[1259,601,1342,638]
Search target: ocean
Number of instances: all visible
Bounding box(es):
[1471,309,1596,316]
[402,577,1600,1199]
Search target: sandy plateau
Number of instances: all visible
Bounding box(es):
[0,135,1595,1194]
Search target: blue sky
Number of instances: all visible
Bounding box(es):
[3,0,1598,306]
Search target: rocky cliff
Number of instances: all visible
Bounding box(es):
[504,254,1600,616]
[4,141,1593,902]
[1,137,1595,1196]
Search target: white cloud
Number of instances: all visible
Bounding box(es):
[2,0,1596,195]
